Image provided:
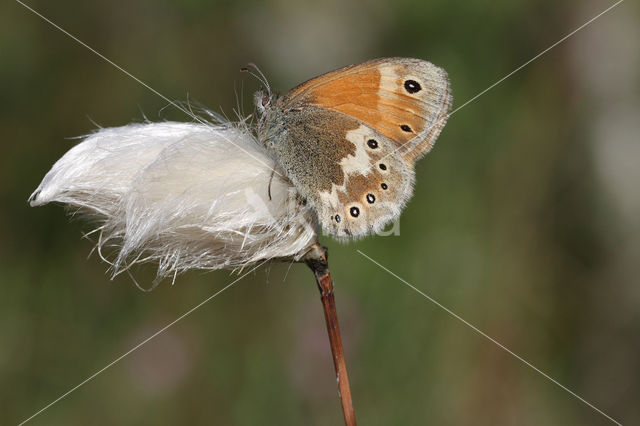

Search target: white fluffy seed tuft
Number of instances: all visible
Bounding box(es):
[30,121,318,287]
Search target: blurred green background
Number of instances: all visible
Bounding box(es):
[1,0,639,425]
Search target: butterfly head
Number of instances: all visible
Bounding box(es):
[254,90,275,116]
[254,89,288,151]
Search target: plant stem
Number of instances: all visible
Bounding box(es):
[304,243,357,426]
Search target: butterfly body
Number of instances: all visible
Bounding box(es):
[257,58,452,239]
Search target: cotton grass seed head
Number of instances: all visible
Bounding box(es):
[30,121,318,286]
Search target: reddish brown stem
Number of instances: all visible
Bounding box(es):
[305,243,357,426]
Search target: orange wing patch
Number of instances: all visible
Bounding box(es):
[302,66,427,148]
[306,68,383,124]
[284,58,450,163]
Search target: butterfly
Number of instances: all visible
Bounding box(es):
[255,57,452,239]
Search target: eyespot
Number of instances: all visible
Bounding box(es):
[400,124,412,132]
[335,214,341,223]
[350,207,360,217]
[381,183,388,190]
[404,80,421,93]
[367,139,378,149]
[379,163,387,171]
[366,194,375,204]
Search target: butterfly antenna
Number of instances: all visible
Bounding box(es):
[240,63,271,98]
[248,63,271,96]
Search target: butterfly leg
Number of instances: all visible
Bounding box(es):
[267,168,275,201]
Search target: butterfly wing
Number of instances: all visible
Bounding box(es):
[268,106,414,239]
[263,57,451,238]
[283,57,452,163]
